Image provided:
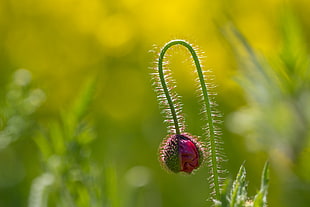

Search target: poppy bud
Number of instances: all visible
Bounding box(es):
[160,133,203,174]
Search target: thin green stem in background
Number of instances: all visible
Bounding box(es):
[158,40,221,200]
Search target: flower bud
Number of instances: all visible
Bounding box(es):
[160,133,203,174]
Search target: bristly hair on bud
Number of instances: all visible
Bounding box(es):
[151,39,227,202]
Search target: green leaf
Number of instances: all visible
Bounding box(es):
[62,77,97,140]
[33,133,52,160]
[230,164,247,207]
[214,178,231,207]
[49,121,66,155]
[254,161,270,207]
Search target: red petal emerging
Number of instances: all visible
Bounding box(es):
[179,138,200,173]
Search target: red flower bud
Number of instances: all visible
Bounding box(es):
[160,133,203,174]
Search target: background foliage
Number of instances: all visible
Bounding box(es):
[0,0,310,206]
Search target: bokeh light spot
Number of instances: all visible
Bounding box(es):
[125,166,151,188]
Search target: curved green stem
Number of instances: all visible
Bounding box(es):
[158,40,220,199]
[158,41,181,135]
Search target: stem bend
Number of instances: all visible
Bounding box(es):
[157,39,220,199]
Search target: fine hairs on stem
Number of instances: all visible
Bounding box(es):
[153,39,226,201]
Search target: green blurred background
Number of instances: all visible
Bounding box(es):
[1,0,310,206]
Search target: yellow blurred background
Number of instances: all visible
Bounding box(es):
[1,0,310,206]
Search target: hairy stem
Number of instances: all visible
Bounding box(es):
[158,40,220,199]
[158,41,182,134]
